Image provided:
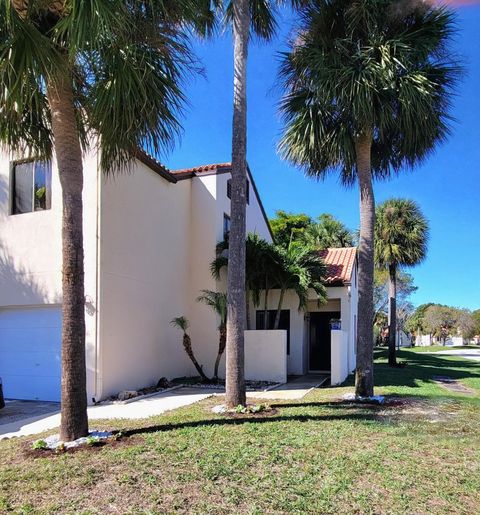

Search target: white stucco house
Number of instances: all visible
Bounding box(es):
[0,149,358,403]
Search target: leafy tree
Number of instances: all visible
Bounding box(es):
[196,290,227,381]
[0,0,214,440]
[405,303,435,336]
[374,269,417,343]
[278,0,459,396]
[302,213,354,249]
[269,210,313,247]
[171,317,210,382]
[473,310,480,337]
[375,199,429,366]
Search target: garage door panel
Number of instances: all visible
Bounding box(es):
[0,306,62,401]
[0,327,62,351]
[0,350,60,375]
[0,308,62,329]
[2,374,60,401]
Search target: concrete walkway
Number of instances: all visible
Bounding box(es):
[246,374,329,400]
[0,387,218,440]
[0,375,329,440]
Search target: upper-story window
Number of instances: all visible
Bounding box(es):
[227,178,249,204]
[11,160,52,215]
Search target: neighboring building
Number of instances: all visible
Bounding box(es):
[251,247,358,385]
[0,149,357,402]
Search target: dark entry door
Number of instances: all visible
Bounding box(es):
[309,312,341,371]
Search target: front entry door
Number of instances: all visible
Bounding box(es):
[309,312,341,372]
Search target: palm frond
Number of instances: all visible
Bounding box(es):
[171,316,190,333]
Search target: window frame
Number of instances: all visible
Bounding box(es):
[10,159,52,215]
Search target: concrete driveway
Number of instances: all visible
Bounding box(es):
[0,400,60,426]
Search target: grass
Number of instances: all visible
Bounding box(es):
[407,345,480,353]
[0,349,479,514]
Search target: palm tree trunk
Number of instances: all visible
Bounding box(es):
[354,130,375,398]
[183,334,209,382]
[47,68,88,441]
[274,289,285,330]
[225,0,249,408]
[214,325,227,380]
[263,279,269,329]
[388,263,397,366]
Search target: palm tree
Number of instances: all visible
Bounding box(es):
[272,242,327,328]
[211,234,276,330]
[0,1,214,440]
[171,317,210,382]
[224,0,280,407]
[196,290,228,381]
[278,0,459,397]
[375,199,429,366]
[302,214,354,249]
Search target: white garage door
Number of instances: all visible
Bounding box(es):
[0,306,62,401]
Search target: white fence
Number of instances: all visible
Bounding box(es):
[244,330,287,384]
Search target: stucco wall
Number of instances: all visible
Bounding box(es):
[251,282,356,380]
[97,160,193,399]
[186,169,274,380]
[245,330,287,383]
[0,149,99,401]
[331,330,349,385]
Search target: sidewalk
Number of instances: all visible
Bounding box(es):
[0,387,218,440]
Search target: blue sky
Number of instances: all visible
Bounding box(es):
[165,5,480,311]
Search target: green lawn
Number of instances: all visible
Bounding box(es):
[1,349,479,514]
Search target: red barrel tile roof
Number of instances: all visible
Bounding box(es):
[320,247,357,286]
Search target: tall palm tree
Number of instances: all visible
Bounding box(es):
[278,0,459,397]
[0,0,214,440]
[375,199,429,366]
[196,290,228,381]
[223,0,279,407]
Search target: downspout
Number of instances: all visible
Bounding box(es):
[93,154,101,403]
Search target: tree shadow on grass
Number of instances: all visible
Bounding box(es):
[120,411,381,438]
[341,348,480,390]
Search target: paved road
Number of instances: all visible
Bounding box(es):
[435,348,480,362]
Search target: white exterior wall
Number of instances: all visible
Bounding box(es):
[249,271,358,382]
[187,170,273,380]
[244,330,287,383]
[0,150,99,401]
[97,161,193,400]
[331,330,349,385]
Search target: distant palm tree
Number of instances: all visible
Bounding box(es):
[272,242,327,328]
[375,199,429,366]
[196,290,228,381]
[171,317,210,382]
[0,1,214,439]
[279,0,459,397]
[302,214,354,249]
